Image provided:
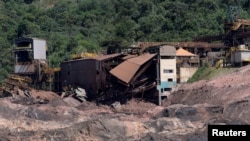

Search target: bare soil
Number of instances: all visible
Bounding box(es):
[1,65,250,141]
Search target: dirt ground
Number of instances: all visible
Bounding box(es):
[0,65,250,140]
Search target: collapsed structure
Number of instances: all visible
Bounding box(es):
[59,44,201,105]
[0,37,199,105]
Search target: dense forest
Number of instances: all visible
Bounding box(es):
[0,0,250,82]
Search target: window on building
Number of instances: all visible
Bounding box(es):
[161,56,175,59]
[164,88,172,91]
[163,69,174,73]
[168,78,173,82]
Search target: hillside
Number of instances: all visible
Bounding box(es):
[168,65,250,106]
[1,0,250,82]
[187,67,239,83]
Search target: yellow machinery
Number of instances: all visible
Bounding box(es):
[194,6,250,69]
[215,47,236,68]
[71,52,97,60]
[1,60,56,95]
[215,45,250,68]
[224,19,250,32]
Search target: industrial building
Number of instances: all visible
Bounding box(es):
[176,48,199,83]
[143,45,176,105]
[14,37,47,74]
[230,45,250,66]
[60,53,123,101]
[158,45,176,92]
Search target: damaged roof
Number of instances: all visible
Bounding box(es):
[110,53,156,84]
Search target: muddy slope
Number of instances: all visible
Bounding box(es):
[1,66,250,140]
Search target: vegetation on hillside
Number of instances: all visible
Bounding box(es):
[0,0,250,82]
[187,67,238,83]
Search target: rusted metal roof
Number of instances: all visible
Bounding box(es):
[110,53,156,84]
[122,54,137,60]
[61,53,121,64]
[95,53,121,61]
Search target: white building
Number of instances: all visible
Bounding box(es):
[158,45,176,93]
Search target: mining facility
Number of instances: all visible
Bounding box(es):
[2,7,250,106]
[0,35,205,105]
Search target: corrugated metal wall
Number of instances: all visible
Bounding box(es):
[60,59,99,100]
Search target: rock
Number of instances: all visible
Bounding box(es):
[223,98,250,124]
[63,97,82,107]
[111,101,121,110]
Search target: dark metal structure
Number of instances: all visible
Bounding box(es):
[60,53,123,101]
